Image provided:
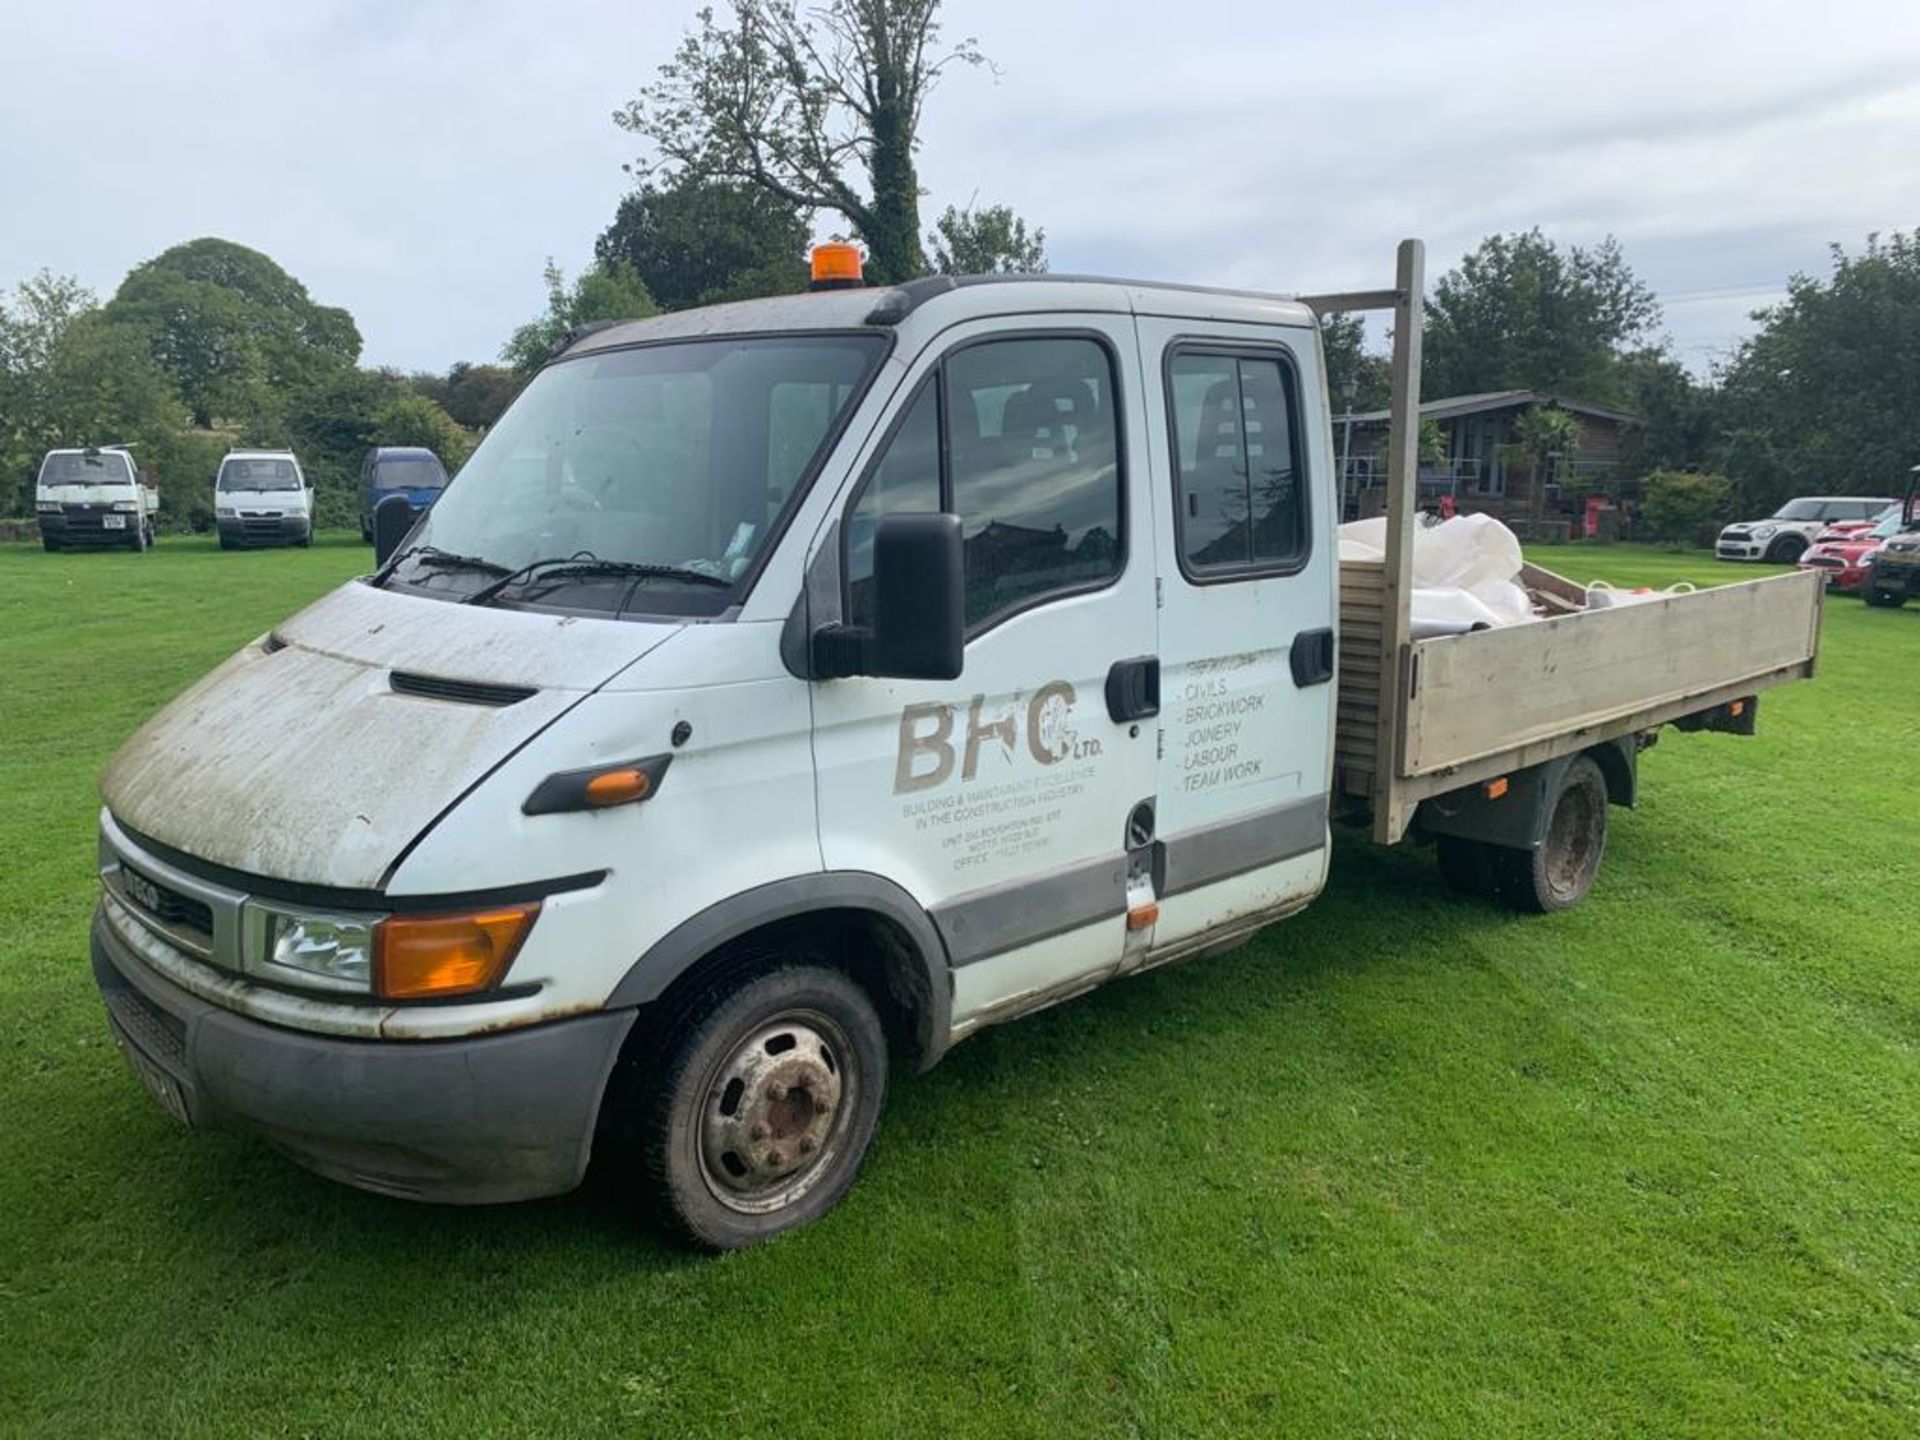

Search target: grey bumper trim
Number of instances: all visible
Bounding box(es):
[1157,795,1329,898]
[92,908,633,1205]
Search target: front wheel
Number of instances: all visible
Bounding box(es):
[628,964,888,1250]
[1765,535,1808,563]
[1864,585,1905,609]
[41,536,61,553]
[1495,756,1608,913]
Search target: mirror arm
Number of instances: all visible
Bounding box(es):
[810,622,873,680]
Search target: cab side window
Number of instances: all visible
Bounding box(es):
[846,336,1123,631]
[1167,350,1308,576]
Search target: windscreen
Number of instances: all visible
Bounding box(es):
[390,334,885,615]
[40,451,134,487]
[218,458,301,491]
[372,456,449,492]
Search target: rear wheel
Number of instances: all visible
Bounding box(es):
[1494,756,1608,913]
[627,964,888,1250]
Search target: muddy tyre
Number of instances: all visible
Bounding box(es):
[1493,756,1608,914]
[632,964,887,1250]
[1864,585,1904,609]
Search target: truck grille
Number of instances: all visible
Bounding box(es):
[120,863,214,940]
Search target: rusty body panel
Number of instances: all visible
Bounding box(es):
[101,581,679,889]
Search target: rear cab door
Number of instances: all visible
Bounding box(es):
[1131,306,1339,954]
[807,307,1160,1035]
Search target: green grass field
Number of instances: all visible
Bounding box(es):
[3,537,1918,1437]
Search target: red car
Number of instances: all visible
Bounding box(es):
[1799,505,1904,592]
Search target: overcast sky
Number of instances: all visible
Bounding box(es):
[5,0,1916,377]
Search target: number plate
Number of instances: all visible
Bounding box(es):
[102,514,127,530]
[115,1034,190,1126]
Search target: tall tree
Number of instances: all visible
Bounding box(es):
[408,362,524,431]
[926,202,1046,276]
[1318,312,1390,416]
[1715,230,1920,511]
[1424,230,1660,403]
[615,1,987,284]
[0,271,99,507]
[1616,347,1715,478]
[102,238,359,428]
[597,178,811,310]
[501,259,658,376]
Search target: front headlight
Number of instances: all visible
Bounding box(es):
[112,500,140,513]
[36,501,60,513]
[252,906,377,993]
[215,506,236,518]
[1751,523,1778,540]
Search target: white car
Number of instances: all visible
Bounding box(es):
[214,450,314,549]
[35,447,160,551]
[1716,496,1893,562]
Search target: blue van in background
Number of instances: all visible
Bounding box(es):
[359,446,450,541]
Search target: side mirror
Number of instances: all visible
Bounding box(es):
[813,513,965,681]
[372,493,417,568]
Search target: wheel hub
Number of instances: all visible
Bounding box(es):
[700,1016,846,1207]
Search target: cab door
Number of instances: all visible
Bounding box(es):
[808,319,1159,1034]
[1133,318,1338,952]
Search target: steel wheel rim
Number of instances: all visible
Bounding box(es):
[696,1007,856,1216]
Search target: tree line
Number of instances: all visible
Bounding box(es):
[4,0,1915,542]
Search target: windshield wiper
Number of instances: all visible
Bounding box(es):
[465,554,732,607]
[376,545,512,589]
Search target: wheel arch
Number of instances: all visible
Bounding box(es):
[1419,737,1636,851]
[605,872,954,1071]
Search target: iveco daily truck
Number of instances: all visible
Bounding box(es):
[91,241,1823,1247]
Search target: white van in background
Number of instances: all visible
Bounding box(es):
[35,447,159,551]
[214,450,314,549]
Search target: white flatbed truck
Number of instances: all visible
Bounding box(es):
[90,240,1821,1247]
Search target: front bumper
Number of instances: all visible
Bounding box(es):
[217,513,311,546]
[92,905,634,1203]
[40,508,140,545]
[1866,561,1920,600]
[1716,538,1769,560]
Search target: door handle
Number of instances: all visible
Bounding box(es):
[1105,655,1160,723]
[1289,628,1336,687]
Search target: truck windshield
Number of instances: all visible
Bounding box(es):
[41,452,134,487]
[218,458,301,491]
[373,456,448,491]
[390,334,886,615]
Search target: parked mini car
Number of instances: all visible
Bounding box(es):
[214,450,313,549]
[34,446,159,551]
[1799,506,1907,592]
[359,446,449,541]
[1716,496,1894,563]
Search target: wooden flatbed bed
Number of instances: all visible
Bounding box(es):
[1308,241,1825,847]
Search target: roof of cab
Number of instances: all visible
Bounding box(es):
[562,274,1317,360]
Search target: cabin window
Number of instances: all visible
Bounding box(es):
[1166,348,1309,577]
